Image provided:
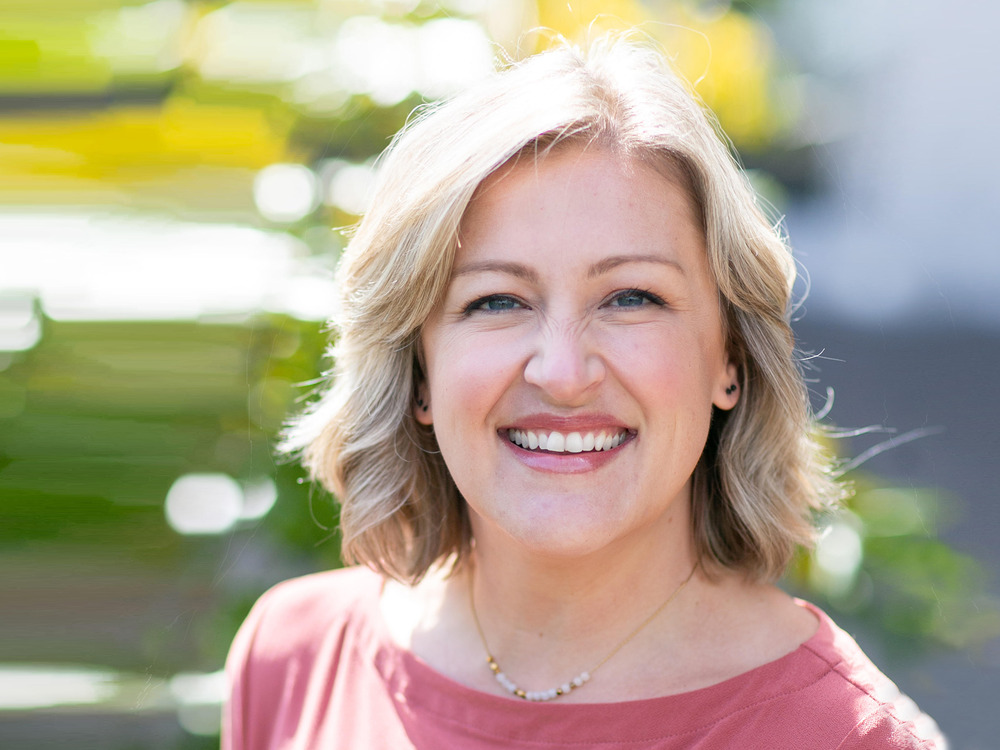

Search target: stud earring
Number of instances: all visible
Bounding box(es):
[416,397,429,412]
[725,384,738,396]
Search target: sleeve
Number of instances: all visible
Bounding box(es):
[835,703,948,750]
[221,588,275,750]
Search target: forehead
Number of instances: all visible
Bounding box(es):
[456,145,704,265]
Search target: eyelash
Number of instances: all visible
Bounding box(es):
[463,294,524,314]
[462,289,665,315]
[607,288,665,308]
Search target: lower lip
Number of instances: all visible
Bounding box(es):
[501,434,631,474]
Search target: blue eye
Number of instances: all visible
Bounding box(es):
[609,289,664,308]
[467,295,523,313]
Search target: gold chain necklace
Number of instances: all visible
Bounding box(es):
[468,563,697,702]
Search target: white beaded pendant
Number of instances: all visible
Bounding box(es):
[487,656,590,702]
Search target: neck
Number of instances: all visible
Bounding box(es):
[463,511,702,695]
[477,540,693,622]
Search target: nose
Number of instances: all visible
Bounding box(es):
[523,322,606,404]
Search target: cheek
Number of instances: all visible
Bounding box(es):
[425,339,521,506]
[605,327,704,393]
[605,327,720,444]
[426,332,521,434]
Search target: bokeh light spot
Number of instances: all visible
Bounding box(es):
[253,163,318,223]
[812,520,864,597]
[240,477,277,521]
[170,670,226,736]
[0,293,42,353]
[165,473,243,535]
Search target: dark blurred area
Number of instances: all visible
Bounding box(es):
[2,1,997,748]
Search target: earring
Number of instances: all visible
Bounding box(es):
[416,397,428,412]
[725,384,738,396]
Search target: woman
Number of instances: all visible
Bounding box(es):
[224,37,944,749]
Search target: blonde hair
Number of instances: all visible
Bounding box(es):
[284,35,843,583]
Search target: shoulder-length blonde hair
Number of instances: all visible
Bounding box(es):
[283,35,843,584]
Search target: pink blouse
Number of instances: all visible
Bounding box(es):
[223,566,944,749]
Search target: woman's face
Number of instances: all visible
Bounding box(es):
[417,146,738,560]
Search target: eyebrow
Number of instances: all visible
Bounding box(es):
[451,254,684,282]
[452,260,540,283]
[586,254,685,278]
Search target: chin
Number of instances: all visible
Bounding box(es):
[506,532,619,562]
[479,495,639,560]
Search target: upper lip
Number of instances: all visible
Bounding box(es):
[498,413,632,433]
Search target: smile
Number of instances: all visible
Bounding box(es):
[505,428,631,454]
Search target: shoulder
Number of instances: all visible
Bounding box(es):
[227,566,383,670]
[252,565,381,624]
[223,567,386,749]
[792,601,947,749]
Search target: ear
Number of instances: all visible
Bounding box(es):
[712,359,740,411]
[413,341,433,425]
[414,380,433,425]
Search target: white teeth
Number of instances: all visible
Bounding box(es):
[506,428,629,454]
[546,432,565,452]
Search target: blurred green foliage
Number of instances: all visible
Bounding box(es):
[1,315,339,672]
[786,476,1000,659]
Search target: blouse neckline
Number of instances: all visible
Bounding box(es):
[357,568,839,744]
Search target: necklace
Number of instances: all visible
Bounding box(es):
[468,563,698,702]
